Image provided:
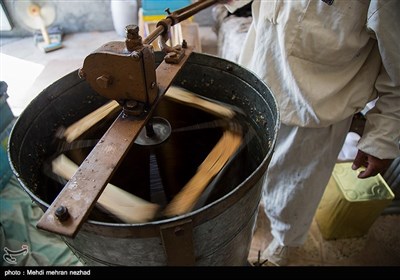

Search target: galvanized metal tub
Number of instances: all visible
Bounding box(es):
[8,52,279,266]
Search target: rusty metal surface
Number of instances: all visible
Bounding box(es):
[37,48,194,238]
[36,112,148,237]
[79,42,158,105]
[160,219,195,266]
[170,0,217,23]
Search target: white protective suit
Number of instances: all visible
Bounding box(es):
[225,0,400,246]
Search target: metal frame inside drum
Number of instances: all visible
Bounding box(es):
[8,52,279,266]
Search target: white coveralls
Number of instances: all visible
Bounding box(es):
[226,0,400,246]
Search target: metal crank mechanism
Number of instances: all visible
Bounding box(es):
[37,0,219,238]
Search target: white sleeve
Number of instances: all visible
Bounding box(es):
[357,0,400,159]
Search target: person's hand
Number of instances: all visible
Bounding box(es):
[352,150,393,178]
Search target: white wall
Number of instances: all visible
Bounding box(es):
[1,0,213,38]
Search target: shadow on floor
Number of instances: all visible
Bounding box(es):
[248,204,400,266]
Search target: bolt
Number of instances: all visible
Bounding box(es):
[96,75,112,89]
[125,100,138,109]
[125,25,140,40]
[167,52,177,59]
[182,40,187,49]
[55,205,70,222]
[131,51,140,60]
[125,25,142,51]
[123,100,144,116]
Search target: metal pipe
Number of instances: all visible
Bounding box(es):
[143,19,171,45]
[171,0,218,23]
[143,0,218,45]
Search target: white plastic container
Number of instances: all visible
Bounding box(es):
[111,0,138,37]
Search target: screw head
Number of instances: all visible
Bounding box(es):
[96,75,112,89]
[125,100,138,109]
[55,206,70,222]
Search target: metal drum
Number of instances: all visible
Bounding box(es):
[8,52,279,266]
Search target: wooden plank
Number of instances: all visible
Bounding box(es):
[63,100,120,143]
[52,154,160,223]
[165,86,235,118]
[163,129,242,217]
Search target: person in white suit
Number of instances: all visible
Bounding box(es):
[221,0,400,265]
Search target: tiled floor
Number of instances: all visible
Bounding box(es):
[248,204,400,266]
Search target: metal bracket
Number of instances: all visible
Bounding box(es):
[160,219,195,266]
[156,19,186,64]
